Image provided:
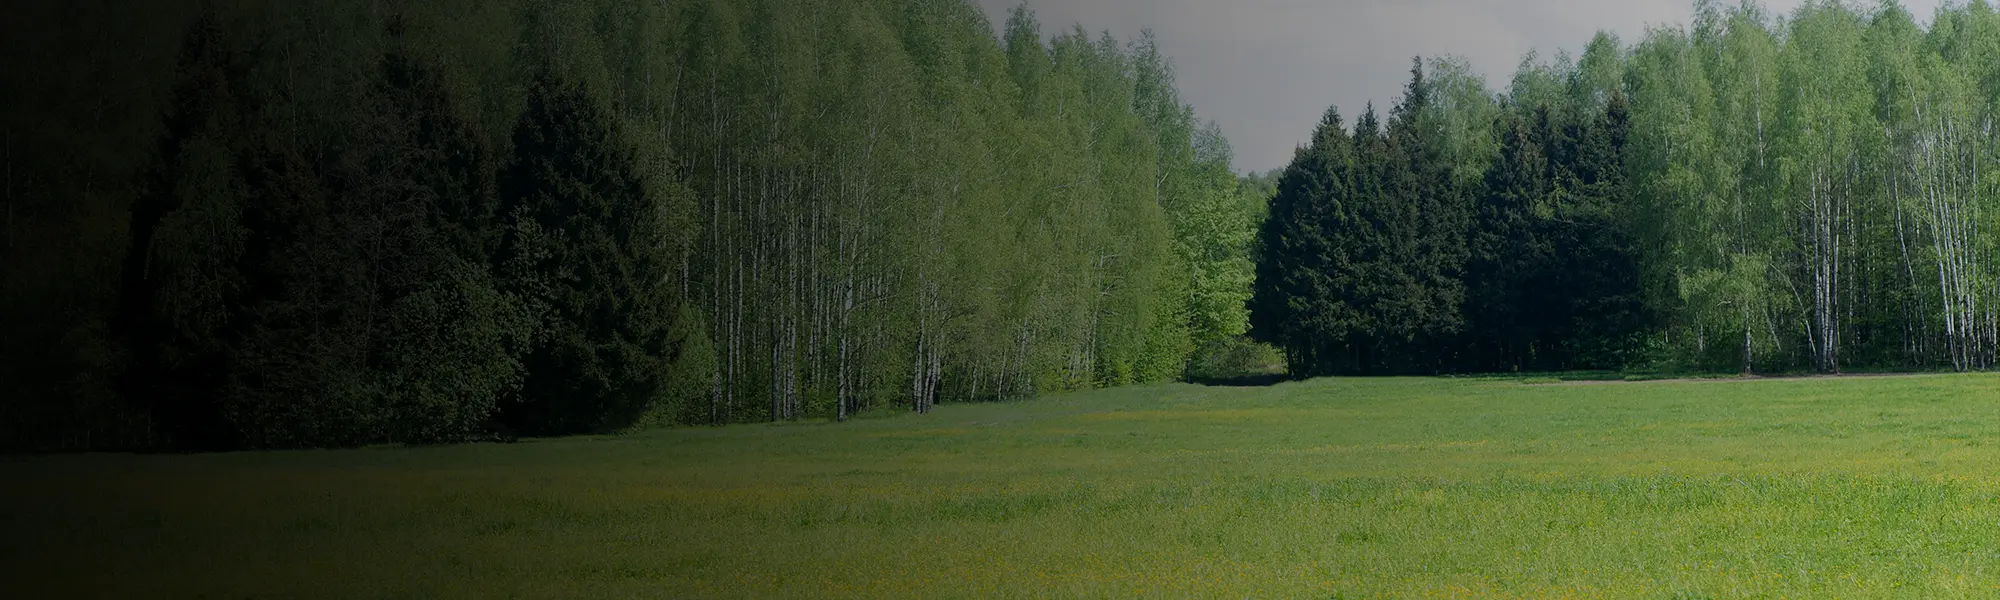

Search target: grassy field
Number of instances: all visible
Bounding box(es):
[8,374,2000,598]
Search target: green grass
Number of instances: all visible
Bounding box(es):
[9,374,2000,598]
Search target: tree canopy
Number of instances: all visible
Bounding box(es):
[0,0,1266,450]
[1254,0,2000,378]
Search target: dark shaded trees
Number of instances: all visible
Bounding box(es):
[494,70,681,437]
[1378,59,1471,373]
[1556,92,1650,368]
[1257,1,2000,378]
[1465,108,1555,371]
[108,15,537,449]
[1250,107,1353,375]
[1252,61,1479,377]
[6,0,1260,450]
[112,8,254,449]
[1256,60,1648,376]
[315,29,529,445]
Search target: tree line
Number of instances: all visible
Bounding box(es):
[0,0,1265,451]
[1255,0,2000,377]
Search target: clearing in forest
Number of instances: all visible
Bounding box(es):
[7,374,2000,598]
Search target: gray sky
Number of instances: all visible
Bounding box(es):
[975,0,1947,173]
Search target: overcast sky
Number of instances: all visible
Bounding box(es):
[974,0,1948,173]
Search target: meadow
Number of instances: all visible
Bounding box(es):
[8,374,2000,598]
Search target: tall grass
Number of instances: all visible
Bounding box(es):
[7,374,2000,597]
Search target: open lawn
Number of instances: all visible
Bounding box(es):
[8,374,2000,598]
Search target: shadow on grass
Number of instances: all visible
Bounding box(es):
[1191,367,1966,389]
[1189,373,1289,388]
[1464,368,1962,385]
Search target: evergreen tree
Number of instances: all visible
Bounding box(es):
[1250,106,1354,376]
[362,26,532,443]
[1,0,1274,446]
[113,9,253,450]
[1466,108,1552,371]
[494,69,682,436]
[1381,59,1469,373]
[1557,92,1650,368]
[1345,105,1391,373]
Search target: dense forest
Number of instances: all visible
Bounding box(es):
[23,0,2000,451]
[1254,0,2000,377]
[0,0,1266,451]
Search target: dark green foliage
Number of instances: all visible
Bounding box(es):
[109,15,536,449]
[298,32,528,445]
[1,0,193,451]
[25,0,2000,451]
[1556,93,1650,368]
[1186,336,1285,383]
[6,0,1257,449]
[222,123,365,448]
[1465,95,1649,372]
[1253,62,1479,377]
[1466,109,1555,371]
[1377,59,1471,373]
[1255,62,1649,377]
[494,71,677,437]
[113,8,253,449]
[1250,107,1351,375]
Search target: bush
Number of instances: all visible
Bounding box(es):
[1187,336,1286,382]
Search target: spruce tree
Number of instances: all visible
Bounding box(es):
[1346,105,1391,374]
[363,27,531,443]
[1250,106,1353,377]
[1467,108,1551,371]
[113,10,252,450]
[1558,92,1649,368]
[217,21,534,448]
[1380,59,1469,373]
[495,70,680,436]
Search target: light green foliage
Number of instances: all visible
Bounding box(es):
[1620,0,2000,374]
[13,373,2000,597]
[1700,4,1785,372]
[4,0,1249,446]
[1776,1,1874,373]
[631,0,1242,420]
[1132,33,1261,356]
[1569,32,1627,115]
[1427,55,1502,188]
[1506,50,1572,121]
[1253,1,2000,376]
[1627,24,1719,355]
[1185,335,1285,381]
[1176,124,1259,345]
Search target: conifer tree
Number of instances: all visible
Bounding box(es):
[494,69,681,436]
[1251,106,1352,376]
[113,9,253,449]
[363,26,532,443]
[1381,59,1469,372]
[1558,91,1649,368]
[1467,108,1552,371]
